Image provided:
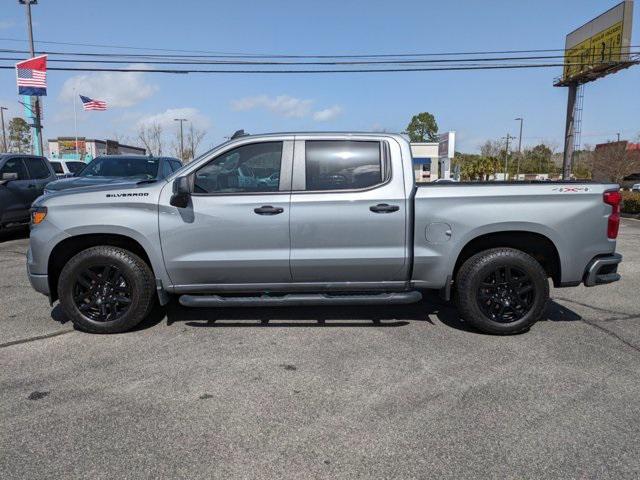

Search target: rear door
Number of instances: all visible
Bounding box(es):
[289,137,408,283]
[0,157,32,225]
[159,138,294,288]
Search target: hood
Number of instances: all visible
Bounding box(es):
[45,176,145,192]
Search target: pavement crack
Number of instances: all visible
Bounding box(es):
[0,329,74,349]
[579,318,640,354]
[553,296,639,318]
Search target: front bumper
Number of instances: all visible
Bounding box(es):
[27,264,50,297]
[584,253,622,287]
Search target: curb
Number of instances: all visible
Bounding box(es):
[621,213,640,220]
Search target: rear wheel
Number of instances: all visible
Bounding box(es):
[58,246,155,333]
[455,248,549,334]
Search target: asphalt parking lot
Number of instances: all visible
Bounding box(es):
[1,220,639,479]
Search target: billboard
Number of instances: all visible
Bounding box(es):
[559,1,634,85]
[58,138,86,154]
[438,132,455,158]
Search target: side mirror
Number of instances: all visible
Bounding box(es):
[0,172,18,185]
[170,174,193,208]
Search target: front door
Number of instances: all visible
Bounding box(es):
[159,139,293,289]
[289,138,408,283]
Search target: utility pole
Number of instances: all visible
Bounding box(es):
[503,134,515,181]
[19,0,44,156]
[515,117,524,180]
[616,132,621,143]
[174,118,187,161]
[0,106,7,152]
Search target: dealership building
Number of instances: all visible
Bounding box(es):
[48,138,146,162]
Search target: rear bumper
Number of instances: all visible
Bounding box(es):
[584,253,622,287]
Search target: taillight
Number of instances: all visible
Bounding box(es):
[603,190,621,239]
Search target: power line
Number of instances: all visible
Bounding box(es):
[2,36,638,59]
[0,62,615,74]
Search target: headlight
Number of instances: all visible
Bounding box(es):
[30,206,47,225]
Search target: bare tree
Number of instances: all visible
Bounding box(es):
[137,123,164,156]
[592,142,640,184]
[479,139,503,158]
[172,124,207,162]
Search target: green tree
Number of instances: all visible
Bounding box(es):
[405,112,439,143]
[8,117,31,153]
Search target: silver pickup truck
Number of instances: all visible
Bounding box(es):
[27,132,622,335]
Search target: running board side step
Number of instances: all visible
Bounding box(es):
[179,291,422,308]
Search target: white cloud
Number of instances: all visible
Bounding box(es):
[313,105,343,122]
[231,94,343,123]
[59,67,158,108]
[232,94,313,118]
[135,107,211,130]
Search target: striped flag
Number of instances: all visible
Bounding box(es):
[80,95,107,111]
[16,55,47,96]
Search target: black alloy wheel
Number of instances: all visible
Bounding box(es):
[73,264,133,322]
[58,246,156,333]
[455,248,549,335]
[476,265,534,323]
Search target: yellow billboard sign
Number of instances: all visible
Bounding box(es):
[561,1,633,83]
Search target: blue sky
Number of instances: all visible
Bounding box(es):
[0,0,638,154]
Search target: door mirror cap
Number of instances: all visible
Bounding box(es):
[170,174,193,208]
[0,172,18,185]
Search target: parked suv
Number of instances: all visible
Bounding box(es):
[44,155,182,194]
[49,159,86,178]
[0,153,57,231]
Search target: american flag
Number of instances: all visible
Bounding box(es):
[80,95,108,111]
[15,55,47,96]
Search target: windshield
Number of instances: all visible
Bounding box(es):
[78,157,159,180]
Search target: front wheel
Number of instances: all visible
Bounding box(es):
[58,246,156,333]
[455,248,549,334]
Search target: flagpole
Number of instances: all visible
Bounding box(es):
[73,90,78,159]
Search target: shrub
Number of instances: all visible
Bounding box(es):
[621,191,640,214]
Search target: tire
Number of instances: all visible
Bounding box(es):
[58,246,156,334]
[455,248,549,335]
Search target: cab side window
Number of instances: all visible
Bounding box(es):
[194,142,283,194]
[24,157,51,179]
[305,141,383,191]
[0,158,29,180]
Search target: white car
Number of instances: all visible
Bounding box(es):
[632,183,640,192]
[49,159,86,178]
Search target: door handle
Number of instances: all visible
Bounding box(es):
[369,203,400,213]
[254,205,284,215]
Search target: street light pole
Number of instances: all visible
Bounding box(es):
[174,118,187,160]
[515,117,524,180]
[19,0,44,156]
[0,106,7,152]
[503,134,515,181]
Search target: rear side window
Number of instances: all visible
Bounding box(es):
[170,160,182,172]
[51,161,64,174]
[67,162,85,174]
[24,157,51,179]
[0,158,29,180]
[305,141,383,191]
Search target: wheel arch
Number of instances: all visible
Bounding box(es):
[452,230,562,286]
[47,233,158,303]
